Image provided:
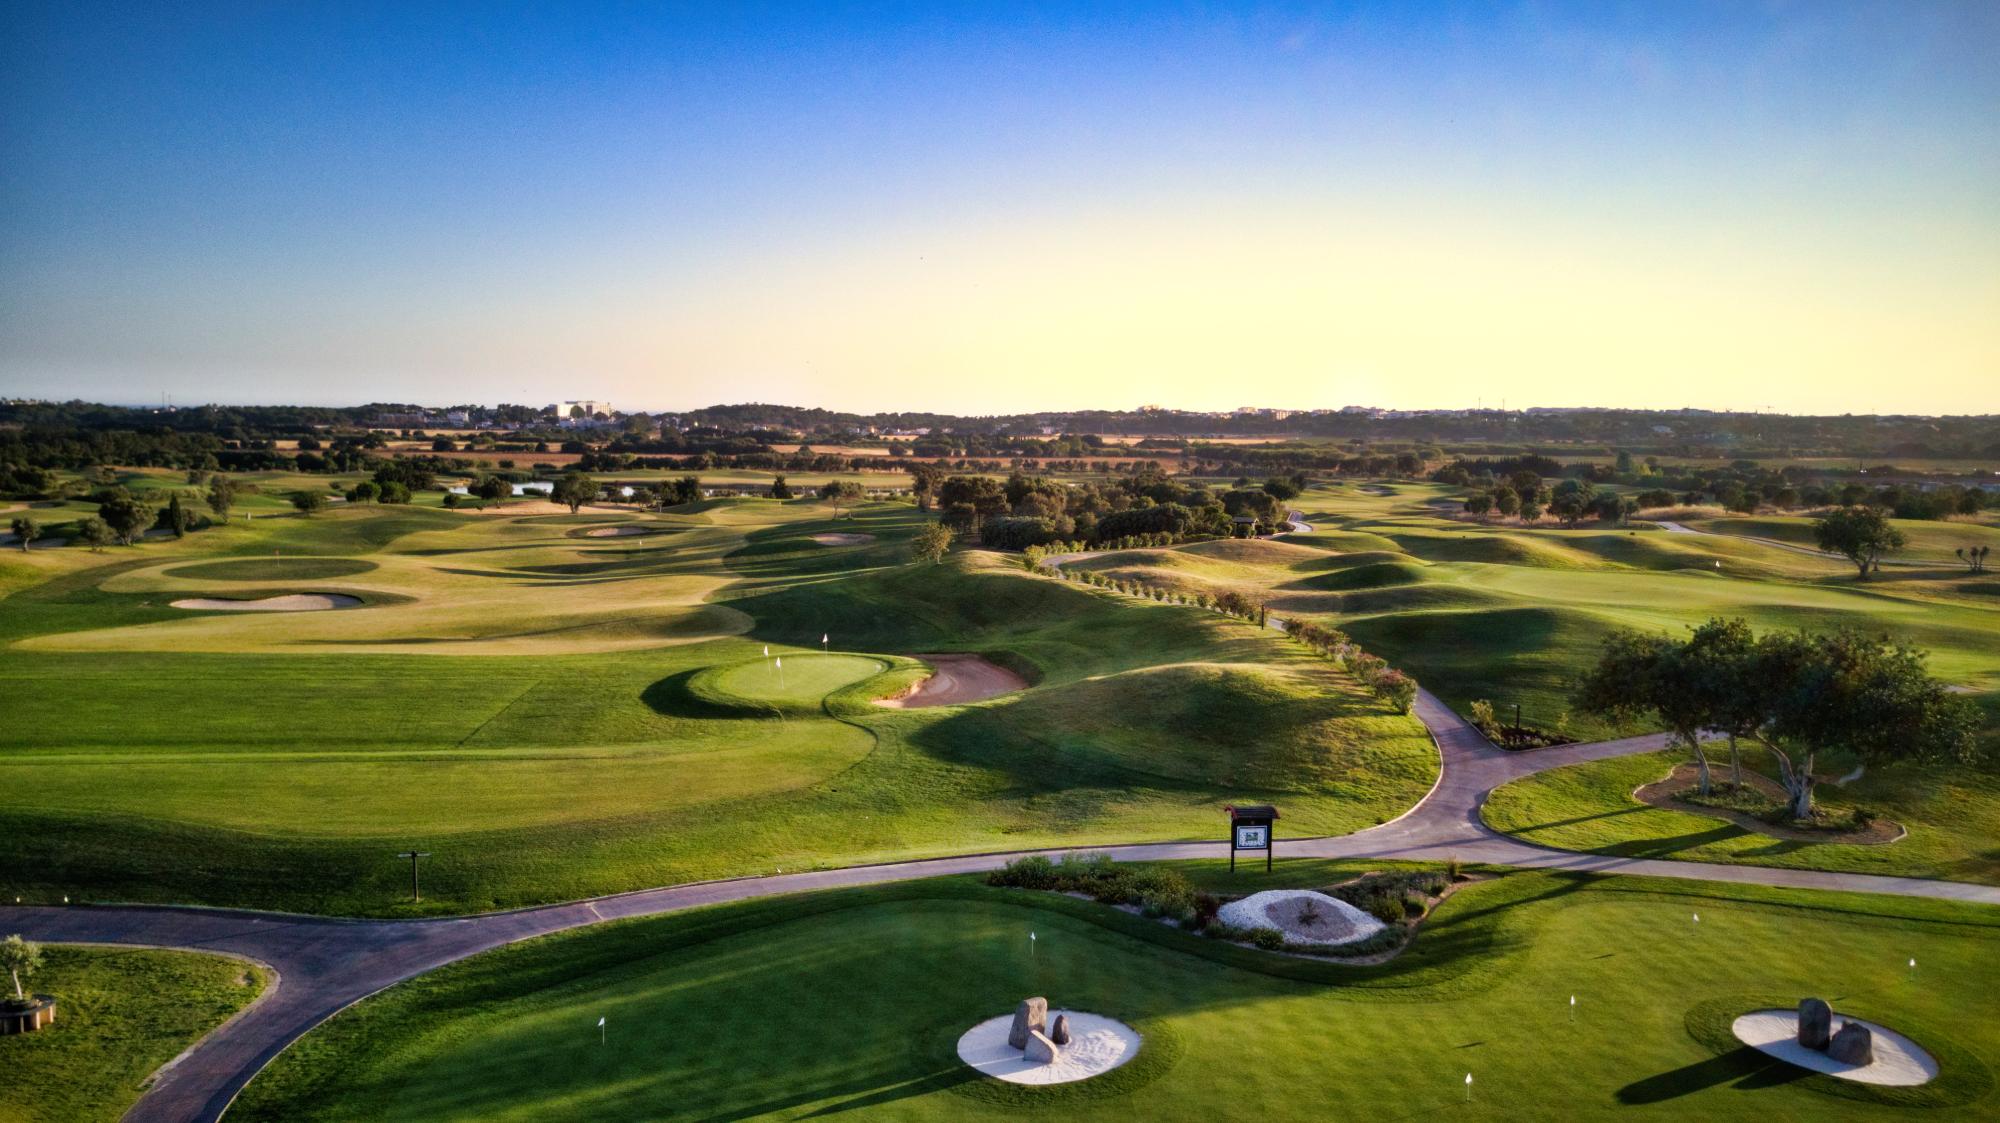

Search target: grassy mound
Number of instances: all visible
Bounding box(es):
[1391,530,1608,570]
[1288,560,1428,591]
[1345,605,1628,735]
[992,662,1427,792]
[163,557,379,581]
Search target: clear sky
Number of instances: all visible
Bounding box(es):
[2,2,1995,414]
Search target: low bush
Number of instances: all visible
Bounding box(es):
[987,854,1196,921]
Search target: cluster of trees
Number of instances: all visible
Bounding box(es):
[1575,618,1976,819]
[1462,474,1640,526]
[1958,545,1992,573]
[1442,452,1992,523]
[904,467,1301,550]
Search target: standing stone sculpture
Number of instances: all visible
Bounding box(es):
[1008,997,1048,1050]
[1025,1029,1062,1064]
[1050,1013,1072,1046]
[1828,1022,1875,1066]
[1797,998,1832,1050]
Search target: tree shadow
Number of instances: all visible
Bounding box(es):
[1616,1046,1806,1104]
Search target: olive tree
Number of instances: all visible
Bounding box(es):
[8,515,37,552]
[1814,506,1905,578]
[2,934,41,1002]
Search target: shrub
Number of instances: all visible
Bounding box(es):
[1363,895,1406,925]
[1402,894,1428,918]
[1250,927,1287,951]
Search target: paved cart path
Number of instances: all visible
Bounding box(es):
[12,691,1999,1122]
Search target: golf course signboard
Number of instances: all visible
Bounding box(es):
[1225,804,1279,872]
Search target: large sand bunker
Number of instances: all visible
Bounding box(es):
[811,532,875,545]
[874,654,1028,708]
[583,525,651,537]
[171,594,364,612]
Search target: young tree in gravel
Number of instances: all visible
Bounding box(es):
[8,515,37,552]
[206,476,237,520]
[1,934,41,1002]
[911,521,954,564]
[1749,629,1977,820]
[1814,506,1904,578]
[552,472,598,513]
[1574,628,1718,794]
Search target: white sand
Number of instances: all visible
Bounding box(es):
[1218,889,1386,946]
[171,594,364,612]
[955,1011,1139,1085]
[872,654,1028,708]
[811,532,875,545]
[583,525,649,537]
[1732,1011,1937,1086]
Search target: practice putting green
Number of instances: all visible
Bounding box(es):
[228,866,2000,1122]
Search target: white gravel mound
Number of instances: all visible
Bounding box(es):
[1732,1011,1938,1086]
[171,594,364,612]
[956,1010,1139,1085]
[1218,889,1386,946]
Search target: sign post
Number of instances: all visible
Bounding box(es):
[1224,804,1278,872]
[396,850,430,902]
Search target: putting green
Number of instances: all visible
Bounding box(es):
[229,867,2000,1122]
[163,557,379,581]
[699,653,892,711]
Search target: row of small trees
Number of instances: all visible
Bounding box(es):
[1039,560,1418,714]
[1281,617,1417,713]
[1574,618,1976,819]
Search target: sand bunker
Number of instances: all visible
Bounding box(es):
[171,594,364,612]
[874,654,1028,708]
[1732,1011,1938,1086]
[956,1011,1140,1085]
[583,525,650,537]
[1217,890,1386,947]
[811,532,875,545]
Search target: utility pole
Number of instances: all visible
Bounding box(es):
[397,851,431,902]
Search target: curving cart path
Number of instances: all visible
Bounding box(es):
[11,694,2000,1122]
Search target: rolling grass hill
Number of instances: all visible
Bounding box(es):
[0,501,1433,915]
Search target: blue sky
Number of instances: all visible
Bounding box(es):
[3,2,1995,412]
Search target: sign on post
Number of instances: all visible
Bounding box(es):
[1224,804,1279,872]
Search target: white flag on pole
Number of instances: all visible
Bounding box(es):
[598,1017,606,1027]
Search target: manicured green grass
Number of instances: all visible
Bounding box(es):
[0,503,1433,915]
[0,946,267,1123]
[229,867,2000,1122]
[1483,746,2000,885]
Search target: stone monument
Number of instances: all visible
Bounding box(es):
[1797,997,1832,1050]
[1008,996,1048,1050]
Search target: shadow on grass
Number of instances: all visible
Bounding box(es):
[1616,1046,1806,1104]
